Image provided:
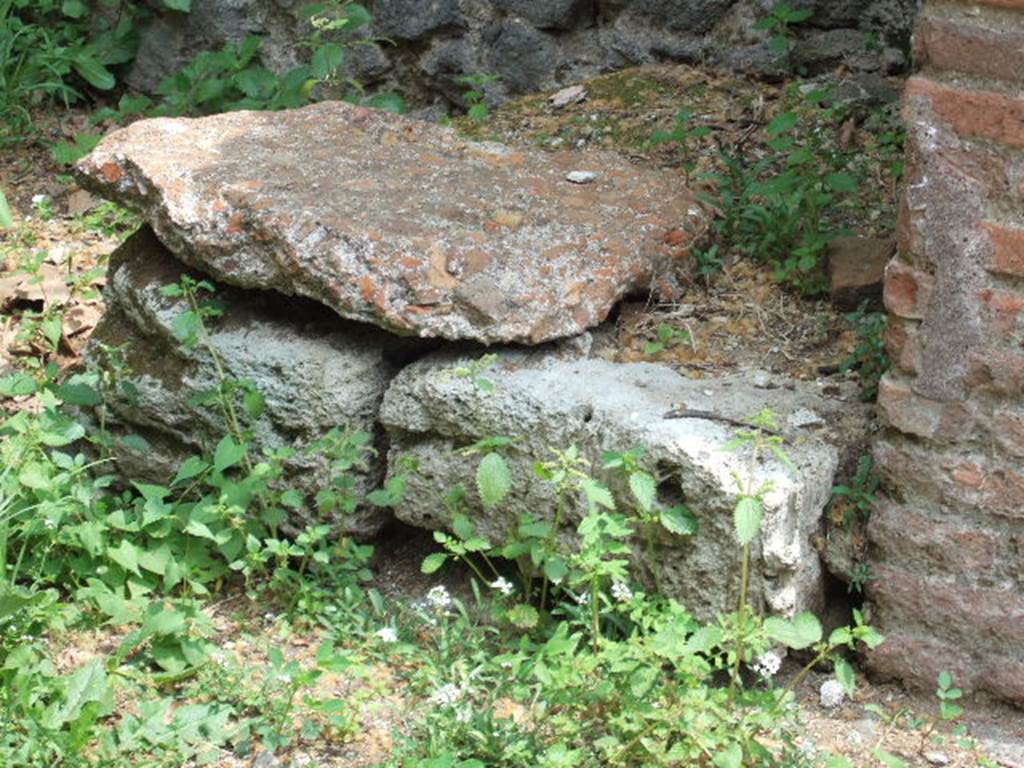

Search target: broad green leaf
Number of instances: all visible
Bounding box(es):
[365,91,407,114]
[311,42,345,79]
[660,506,698,536]
[280,489,304,509]
[52,660,109,727]
[173,455,209,484]
[713,743,743,768]
[733,495,763,545]
[766,110,798,136]
[184,519,217,541]
[56,381,102,406]
[452,513,475,541]
[62,0,88,16]
[582,479,615,511]
[543,555,568,584]
[162,0,191,10]
[764,611,822,650]
[138,546,172,576]
[835,657,856,694]
[826,172,858,193]
[107,540,142,576]
[629,471,657,512]
[477,452,511,509]
[421,552,448,574]
[213,435,246,473]
[0,371,36,396]
[18,462,50,490]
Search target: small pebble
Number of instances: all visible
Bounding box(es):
[924,753,950,766]
[566,170,598,184]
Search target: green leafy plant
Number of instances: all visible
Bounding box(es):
[651,107,711,181]
[843,300,890,400]
[755,2,813,59]
[643,322,691,356]
[831,454,880,527]
[699,91,860,295]
[457,74,501,123]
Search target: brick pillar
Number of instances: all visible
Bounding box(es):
[867,0,1024,704]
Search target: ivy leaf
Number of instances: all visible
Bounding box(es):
[476,452,511,509]
[733,496,763,545]
[628,471,657,512]
[62,0,88,15]
[764,612,822,650]
[162,0,192,10]
[421,552,448,574]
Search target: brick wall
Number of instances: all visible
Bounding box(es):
[868,0,1024,704]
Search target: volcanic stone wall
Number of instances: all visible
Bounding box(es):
[868,0,1024,704]
[127,0,916,107]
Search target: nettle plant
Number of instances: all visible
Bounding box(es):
[656,87,860,296]
[411,409,884,766]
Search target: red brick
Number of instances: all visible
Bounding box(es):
[883,317,920,374]
[870,564,1024,647]
[993,408,1024,458]
[967,347,1024,395]
[906,77,1024,149]
[984,221,1024,276]
[884,260,933,319]
[868,499,1014,579]
[874,437,1024,519]
[916,15,1024,85]
[877,374,975,439]
[864,631,977,696]
[980,287,1024,337]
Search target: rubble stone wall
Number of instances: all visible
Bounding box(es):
[869,0,1024,705]
[126,0,917,107]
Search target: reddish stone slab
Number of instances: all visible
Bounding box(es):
[77,101,707,344]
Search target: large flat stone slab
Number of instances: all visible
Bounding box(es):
[76,101,707,344]
[88,227,409,538]
[380,345,871,618]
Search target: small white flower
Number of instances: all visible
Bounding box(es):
[455,706,472,723]
[429,683,463,707]
[819,679,846,708]
[375,627,398,643]
[753,649,783,679]
[490,577,515,596]
[426,585,453,612]
[31,194,49,206]
[611,580,633,603]
[575,591,590,606]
